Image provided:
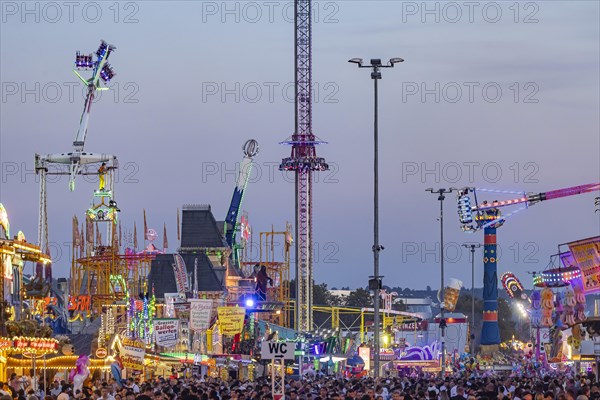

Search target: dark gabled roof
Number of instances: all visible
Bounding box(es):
[149,253,223,298]
[180,205,228,248]
[67,332,96,356]
[216,221,225,237]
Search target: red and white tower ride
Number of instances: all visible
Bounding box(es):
[280,0,329,332]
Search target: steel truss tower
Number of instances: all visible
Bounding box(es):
[280,0,328,332]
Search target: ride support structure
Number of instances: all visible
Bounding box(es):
[279,0,329,332]
[224,139,259,263]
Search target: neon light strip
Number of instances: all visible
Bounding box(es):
[476,188,528,195]
[544,183,600,200]
[473,197,529,211]
[478,206,527,229]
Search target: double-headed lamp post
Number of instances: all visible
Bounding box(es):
[350,57,404,378]
[462,243,482,354]
[426,188,457,377]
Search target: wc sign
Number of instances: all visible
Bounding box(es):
[260,341,295,360]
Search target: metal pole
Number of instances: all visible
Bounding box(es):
[471,246,475,354]
[352,58,403,376]
[427,188,456,377]
[463,243,481,354]
[439,192,445,377]
[373,67,381,379]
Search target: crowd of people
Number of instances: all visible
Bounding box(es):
[2,369,600,400]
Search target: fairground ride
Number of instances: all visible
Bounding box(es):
[69,205,154,321]
[35,40,119,262]
[224,140,259,263]
[279,0,329,333]
[456,182,599,352]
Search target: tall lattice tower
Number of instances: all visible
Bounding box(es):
[280,0,329,332]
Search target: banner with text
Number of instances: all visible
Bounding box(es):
[120,338,145,370]
[568,236,600,293]
[173,254,190,293]
[154,319,179,349]
[190,299,213,331]
[217,307,246,336]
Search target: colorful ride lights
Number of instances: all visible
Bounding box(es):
[533,266,582,288]
[458,195,473,224]
[457,188,475,231]
[501,272,527,300]
[75,52,94,69]
[100,64,115,83]
[239,294,256,308]
[96,40,115,58]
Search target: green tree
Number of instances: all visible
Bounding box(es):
[345,288,373,308]
[313,282,342,306]
[497,298,516,342]
[453,294,517,346]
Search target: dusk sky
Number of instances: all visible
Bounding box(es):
[1,1,599,292]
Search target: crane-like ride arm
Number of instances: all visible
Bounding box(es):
[72,40,115,152]
[225,139,259,248]
[457,182,600,232]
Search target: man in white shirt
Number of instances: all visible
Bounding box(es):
[428,384,439,395]
[129,379,140,394]
[50,381,62,397]
[100,387,116,400]
[57,386,70,400]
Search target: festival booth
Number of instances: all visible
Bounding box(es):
[1,336,59,382]
[526,237,599,366]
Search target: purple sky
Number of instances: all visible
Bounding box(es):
[1,1,599,291]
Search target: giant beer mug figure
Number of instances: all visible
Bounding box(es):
[443,278,463,312]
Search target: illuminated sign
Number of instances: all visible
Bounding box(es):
[569,237,600,293]
[217,307,246,335]
[3,337,60,355]
[120,338,145,370]
[44,297,58,308]
[96,348,108,358]
[68,295,91,312]
[397,321,428,331]
[358,346,371,372]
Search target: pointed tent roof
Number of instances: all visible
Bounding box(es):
[180,205,228,249]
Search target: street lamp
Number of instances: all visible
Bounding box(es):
[426,188,457,377]
[350,57,403,378]
[462,243,482,354]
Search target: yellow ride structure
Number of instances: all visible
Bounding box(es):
[239,223,292,327]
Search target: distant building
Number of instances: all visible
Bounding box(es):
[149,204,248,300]
[329,289,352,298]
[395,296,433,320]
